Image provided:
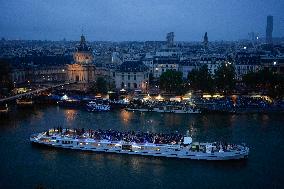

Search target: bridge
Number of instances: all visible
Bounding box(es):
[0,82,76,103]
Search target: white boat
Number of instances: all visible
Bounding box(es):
[30,129,249,160]
[86,101,110,112]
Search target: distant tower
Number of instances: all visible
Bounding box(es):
[166,32,174,47]
[203,32,208,49]
[266,15,273,44]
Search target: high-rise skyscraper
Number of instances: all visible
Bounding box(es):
[166,32,174,47]
[266,15,273,44]
[203,32,208,50]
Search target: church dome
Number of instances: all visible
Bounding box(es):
[73,34,94,64]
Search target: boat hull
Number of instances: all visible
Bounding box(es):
[30,138,249,161]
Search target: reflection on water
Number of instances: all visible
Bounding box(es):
[64,109,77,125]
[30,110,44,124]
[188,122,198,137]
[163,114,183,127]
[40,147,59,161]
[120,110,133,125]
[230,114,237,124]
[1,106,284,189]
[201,115,210,129]
[262,114,269,121]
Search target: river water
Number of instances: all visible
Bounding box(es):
[0,106,283,189]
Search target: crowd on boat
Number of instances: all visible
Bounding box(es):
[48,127,184,144]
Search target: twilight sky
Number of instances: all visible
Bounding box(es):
[0,0,283,41]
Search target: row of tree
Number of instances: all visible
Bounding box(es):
[159,63,236,95]
[91,77,115,94]
[188,64,236,93]
[243,69,284,98]
[159,63,283,98]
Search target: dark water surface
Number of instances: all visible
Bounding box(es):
[0,106,283,189]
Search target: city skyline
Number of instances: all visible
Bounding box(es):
[0,0,284,41]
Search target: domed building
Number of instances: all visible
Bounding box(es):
[73,35,94,64]
[67,34,95,90]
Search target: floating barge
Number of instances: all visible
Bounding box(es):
[30,129,249,160]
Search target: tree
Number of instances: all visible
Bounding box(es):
[243,69,284,99]
[92,77,108,94]
[0,60,13,96]
[159,70,183,94]
[187,65,214,93]
[214,63,236,93]
[242,72,258,89]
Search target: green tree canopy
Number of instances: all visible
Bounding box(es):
[92,77,108,94]
[243,69,284,99]
[187,65,214,93]
[159,70,184,94]
[214,63,236,93]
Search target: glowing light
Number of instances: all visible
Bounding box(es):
[123,98,129,103]
[170,97,181,102]
[61,95,68,100]
[212,94,224,98]
[273,61,277,65]
[155,94,164,101]
[203,94,212,98]
[243,46,247,50]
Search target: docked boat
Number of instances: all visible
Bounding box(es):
[58,99,82,108]
[126,105,201,114]
[30,129,249,160]
[16,98,34,107]
[153,105,201,114]
[86,101,110,112]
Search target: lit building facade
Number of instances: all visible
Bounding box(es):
[67,35,95,90]
[114,61,149,91]
[153,57,179,78]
